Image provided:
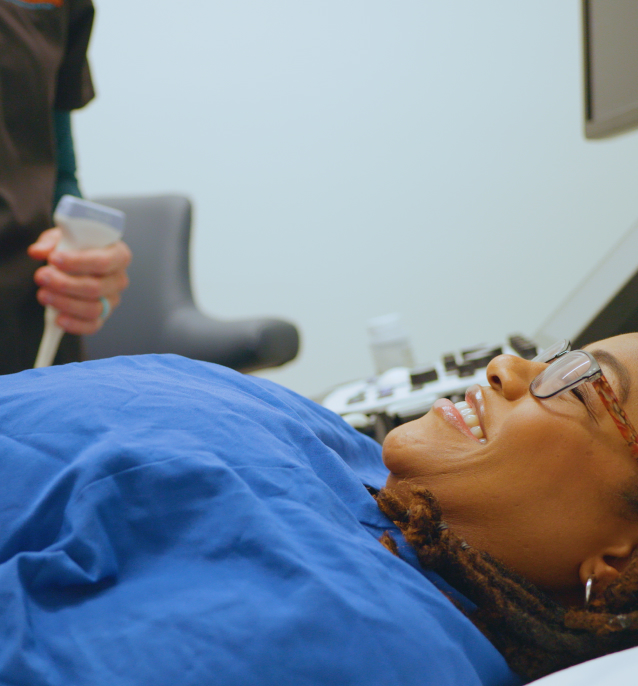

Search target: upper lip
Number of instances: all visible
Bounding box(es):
[465,384,487,439]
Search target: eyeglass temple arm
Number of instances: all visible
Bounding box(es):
[592,376,638,457]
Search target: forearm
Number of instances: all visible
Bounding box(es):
[53,109,82,209]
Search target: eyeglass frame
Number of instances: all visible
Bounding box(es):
[530,339,638,457]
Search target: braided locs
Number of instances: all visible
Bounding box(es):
[375,485,638,682]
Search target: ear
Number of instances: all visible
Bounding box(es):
[579,542,637,598]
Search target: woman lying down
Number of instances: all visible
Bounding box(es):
[1,334,638,685]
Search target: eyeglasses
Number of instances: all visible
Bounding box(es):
[529,339,638,457]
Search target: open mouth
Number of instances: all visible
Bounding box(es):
[432,391,486,443]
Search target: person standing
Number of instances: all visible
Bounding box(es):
[0,0,131,375]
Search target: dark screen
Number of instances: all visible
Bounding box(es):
[583,0,638,138]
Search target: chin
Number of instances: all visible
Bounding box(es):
[381,414,448,486]
[381,416,426,467]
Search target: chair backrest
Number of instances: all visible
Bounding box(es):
[84,194,299,371]
[85,194,192,357]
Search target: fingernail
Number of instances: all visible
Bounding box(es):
[37,271,51,286]
[50,254,64,267]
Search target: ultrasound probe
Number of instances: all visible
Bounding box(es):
[33,196,125,369]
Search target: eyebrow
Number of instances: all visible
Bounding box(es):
[590,349,631,405]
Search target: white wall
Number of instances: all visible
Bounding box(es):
[75,1,638,399]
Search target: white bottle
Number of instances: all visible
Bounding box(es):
[367,313,414,374]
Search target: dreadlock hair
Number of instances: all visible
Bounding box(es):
[375,484,638,682]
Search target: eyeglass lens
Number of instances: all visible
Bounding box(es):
[530,351,595,399]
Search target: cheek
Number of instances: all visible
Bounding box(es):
[486,404,599,474]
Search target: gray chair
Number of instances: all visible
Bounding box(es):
[84,194,300,372]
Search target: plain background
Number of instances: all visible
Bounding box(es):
[74,1,638,399]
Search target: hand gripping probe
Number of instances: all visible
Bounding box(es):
[33,195,125,368]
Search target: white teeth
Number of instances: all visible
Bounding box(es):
[454,401,485,440]
[459,408,479,427]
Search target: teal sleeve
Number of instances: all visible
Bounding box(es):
[53,109,83,210]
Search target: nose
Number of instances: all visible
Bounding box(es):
[486,354,547,401]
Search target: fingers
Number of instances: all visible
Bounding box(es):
[28,232,132,277]
[27,228,63,261]
[36,291,120,335]
[34,263,129,301]
[47,240,132,276]
[35,266,127,334]
[30,233,132,336]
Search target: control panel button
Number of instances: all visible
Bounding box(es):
[410,367,439,388]
[457,361,475,377]
[443,354,457,372]
[508,334,537,360]
[463,346,503,369]
[347,391,366,405]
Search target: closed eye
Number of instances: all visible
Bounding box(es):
[571,386,598,421]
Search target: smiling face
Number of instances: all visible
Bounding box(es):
[382,333,638,603]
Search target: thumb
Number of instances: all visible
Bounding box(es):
[27,228,63,261]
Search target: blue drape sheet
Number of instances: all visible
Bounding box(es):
[0,355,521,685]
